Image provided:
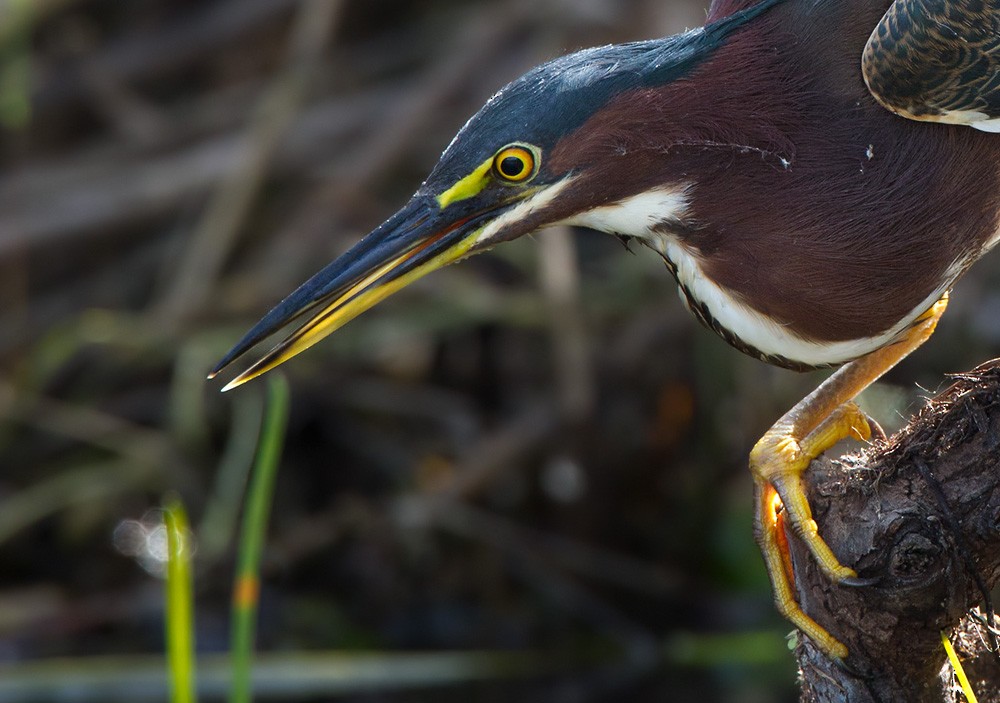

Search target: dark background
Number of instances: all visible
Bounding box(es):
[2,0,1000,701]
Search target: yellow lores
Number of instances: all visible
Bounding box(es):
[437,157,495,210]
[437,145,538,209]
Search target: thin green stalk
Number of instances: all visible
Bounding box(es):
[199,392,265,562]
[164,499,196,703]
[0,0,32,128]
[229,375,291,703]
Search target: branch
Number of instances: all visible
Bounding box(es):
[792,360,1000,702]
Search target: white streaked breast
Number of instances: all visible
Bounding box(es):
[562,187,951,368]
[647,235,951,367]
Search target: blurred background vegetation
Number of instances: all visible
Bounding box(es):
[3,0,1000,701]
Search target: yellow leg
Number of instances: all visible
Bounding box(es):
[751,295,949,659]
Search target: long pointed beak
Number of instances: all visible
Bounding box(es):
[210,196,495,391]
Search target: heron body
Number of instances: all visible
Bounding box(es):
[212,0,1000,659]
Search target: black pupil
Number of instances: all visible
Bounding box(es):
[500,155,526,178]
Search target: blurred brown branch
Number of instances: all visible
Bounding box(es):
[156,0,345,323]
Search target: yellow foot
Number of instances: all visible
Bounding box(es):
[747,295,948,660]
[754,480,850,659]
[751,401,873,660]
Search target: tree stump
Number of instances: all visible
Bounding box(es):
[792,360,1000,702]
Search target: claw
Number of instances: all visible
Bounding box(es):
[841,575,881,587]
[857,406,888,443]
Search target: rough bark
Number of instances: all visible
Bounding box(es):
[792,360,1000,702]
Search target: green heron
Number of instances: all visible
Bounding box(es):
[211,0,1000,659]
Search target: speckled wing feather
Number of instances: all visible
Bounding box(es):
[863,0,1000,131]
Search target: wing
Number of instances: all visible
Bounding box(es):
[863,0,1000,132]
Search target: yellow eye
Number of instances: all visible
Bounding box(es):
[493,145,537,183]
